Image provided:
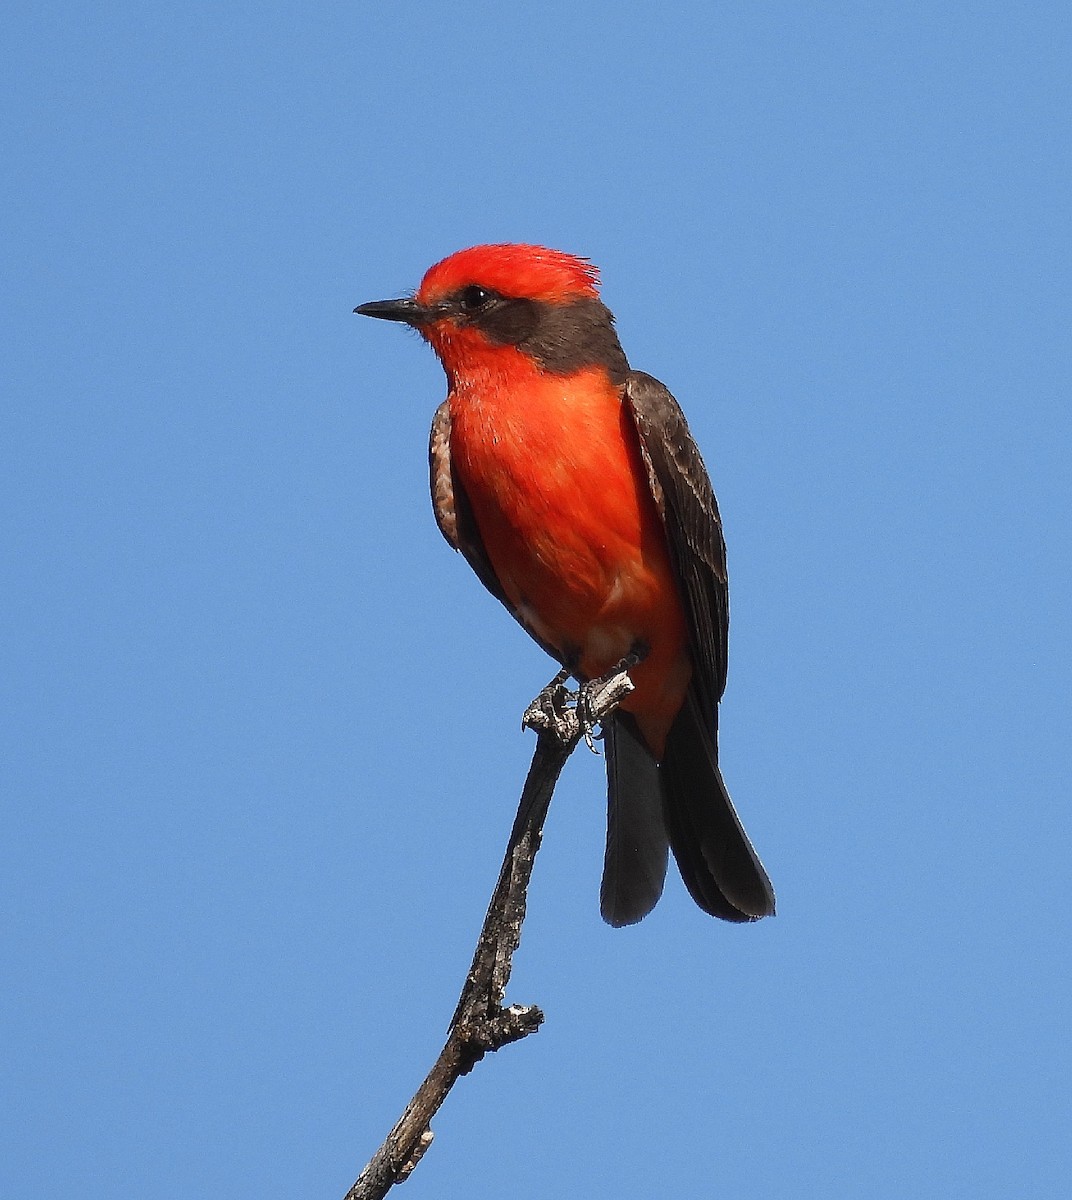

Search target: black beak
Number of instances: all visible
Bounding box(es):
[353,297,427,326]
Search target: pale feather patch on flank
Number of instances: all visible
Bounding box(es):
[584,624,635,666]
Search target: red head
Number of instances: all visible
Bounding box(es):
[355,243,628,385]
[416,244,602,307]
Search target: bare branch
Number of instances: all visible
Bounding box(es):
[344,668,635,1200]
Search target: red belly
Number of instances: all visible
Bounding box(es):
[450,368,691,756]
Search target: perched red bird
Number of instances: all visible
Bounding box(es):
[356,244,774,926]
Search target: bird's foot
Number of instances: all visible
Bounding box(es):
[521,667,573,734]
[522,648,646,749]
[575,646,647,751]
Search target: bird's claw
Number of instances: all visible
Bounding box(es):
[575,681,606,754]
[522,649,646,748]
[521,667,572,733]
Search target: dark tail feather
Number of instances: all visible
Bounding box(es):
[660,690,775,922]
[600,712,669,927]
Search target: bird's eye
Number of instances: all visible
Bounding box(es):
[460,285,492,312]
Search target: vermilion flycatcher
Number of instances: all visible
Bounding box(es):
[356,244,774,927]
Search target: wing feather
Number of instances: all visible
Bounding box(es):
[622,372,729,722]
[623,373,775,920]
[429,400,566,666]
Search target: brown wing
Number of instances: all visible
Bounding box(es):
[429,400,567,667]
[623,373,774,921]
[429,400,511,606]
[622,372,729,722]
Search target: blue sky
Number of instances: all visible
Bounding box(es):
[4,4,1069,1197]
